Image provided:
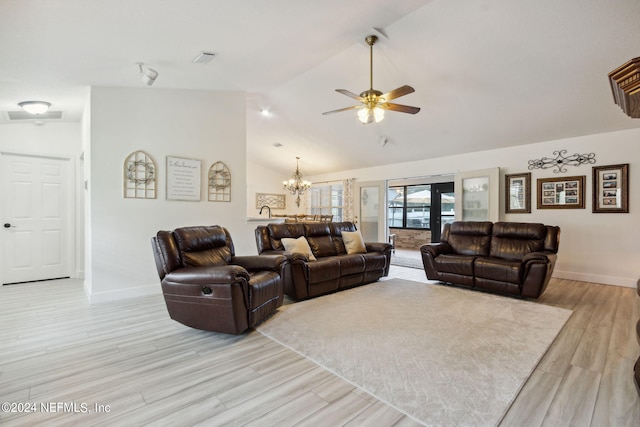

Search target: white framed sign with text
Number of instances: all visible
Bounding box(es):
[166,156,201,201]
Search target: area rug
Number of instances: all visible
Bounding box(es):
[390,252,423,269]
[256,279,572,426]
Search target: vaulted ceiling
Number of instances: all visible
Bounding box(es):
[2,0,640,176]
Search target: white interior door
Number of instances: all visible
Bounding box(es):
[454,167,500,222]
[1,153,72,284]
[354,180,386,243]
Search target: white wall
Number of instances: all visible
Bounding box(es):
[310,128,640,288]
[87,87,252,303]
[0,122,81,154]
[0,121,84,280]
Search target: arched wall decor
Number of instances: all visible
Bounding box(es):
[208,161,231,202]
[124,150,156,199]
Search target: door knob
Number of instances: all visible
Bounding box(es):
[4,223,12,228]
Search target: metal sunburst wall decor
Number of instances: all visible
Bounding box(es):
[528,150,596,173]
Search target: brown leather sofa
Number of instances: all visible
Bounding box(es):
[420,221,560,298]
[152,225,287,334]
[255,221,392,300]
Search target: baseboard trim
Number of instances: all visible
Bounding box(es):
[87,283,161,304]
[553,270,636,288]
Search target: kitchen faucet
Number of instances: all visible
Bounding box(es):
[259,205,271,218]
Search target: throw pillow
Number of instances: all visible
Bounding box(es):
[281,236,317,261]
[341,230,367,254]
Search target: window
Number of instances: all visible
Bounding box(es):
[388,184,431,229]
[310,183,343,222]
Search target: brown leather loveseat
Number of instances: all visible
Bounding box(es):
[420,221,560,298]
[152,225,287,334]
[255,221,393,300]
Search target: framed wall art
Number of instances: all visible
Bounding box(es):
[505,172,531,213]
[123,150,156,199]
[166,156,201,201]
[208,161,231,202]
[592,163,628,213]
[537,175,585,209]
[256,193,286,209]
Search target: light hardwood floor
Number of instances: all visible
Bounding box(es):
[1,267,639,426]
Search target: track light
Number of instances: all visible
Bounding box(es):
[137,62,158,86]
[18,101,51,115]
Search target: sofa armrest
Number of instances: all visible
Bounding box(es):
[164,265,250,285]
[290,252,312,262]
[420,242,452,258]
[365,242,393,253]
[232,255,287,272]
[258,249,286,256]
[521,251,558,298]
[522,251,556,264]
[420,242,452,280]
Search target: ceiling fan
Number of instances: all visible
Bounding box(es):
[323,35,420,124]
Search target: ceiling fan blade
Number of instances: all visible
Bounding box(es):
[335,89,365,101]
[382,102,421,114]
[380,85,415,102]
[322,105,362,115]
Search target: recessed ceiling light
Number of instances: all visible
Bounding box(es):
[261,109,272,117]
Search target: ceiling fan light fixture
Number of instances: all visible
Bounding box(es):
[373,106,385,122]
[608,57,640,118]
[18,101,51,115]
[323,34,419,123]
[358,106,385,124]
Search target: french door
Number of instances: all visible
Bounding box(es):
[430,182,455,242]
[1,153,72,284]
[354,180,386,243]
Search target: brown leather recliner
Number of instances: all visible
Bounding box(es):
[151,225,287,334]
[421,221,560,298]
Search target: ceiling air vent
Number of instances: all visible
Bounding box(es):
[7,111,63,120]
[193,51,215,64]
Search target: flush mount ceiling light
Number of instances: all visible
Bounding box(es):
[137,62,158,86]
[18,101,51,115]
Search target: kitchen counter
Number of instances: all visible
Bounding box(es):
[246,217,285,223]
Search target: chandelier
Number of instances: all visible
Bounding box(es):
[283,157,311,207]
